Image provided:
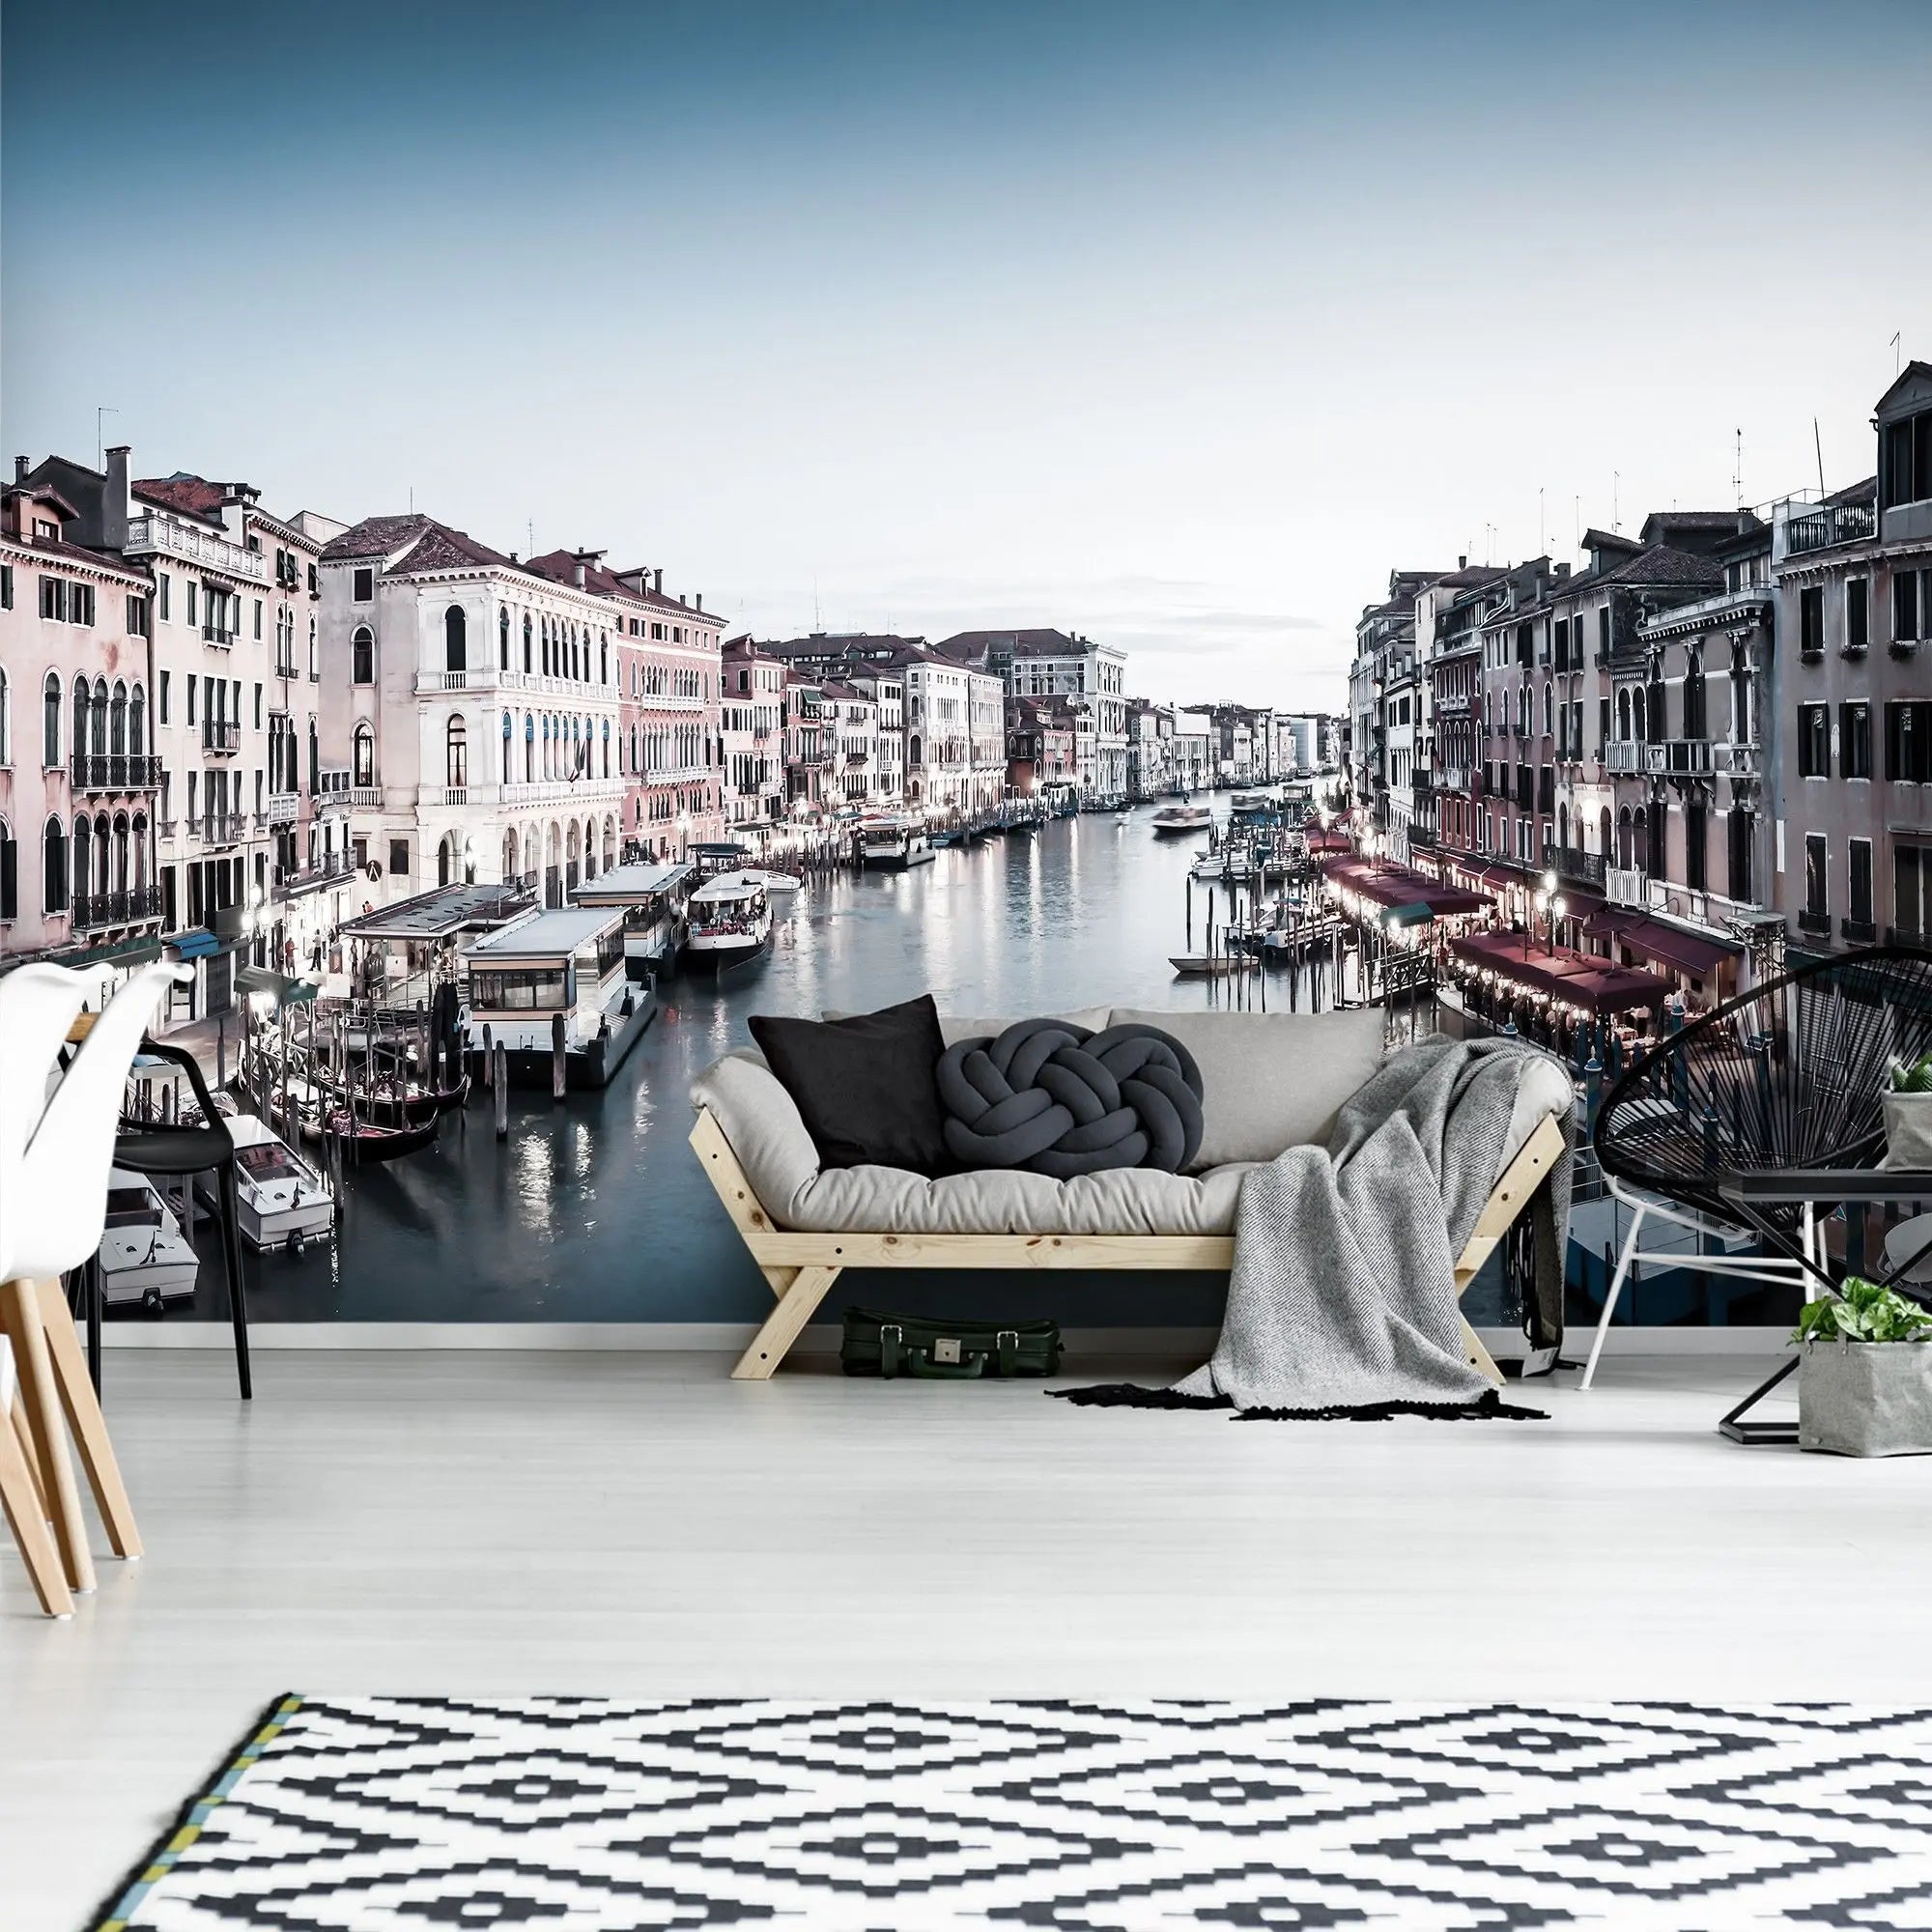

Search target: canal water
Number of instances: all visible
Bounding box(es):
[162,804,1328,1327]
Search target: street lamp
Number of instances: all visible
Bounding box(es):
[1548,892,1567,955]
[1526,886,1547,958]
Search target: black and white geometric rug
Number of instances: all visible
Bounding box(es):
[96,1696,1932,1930]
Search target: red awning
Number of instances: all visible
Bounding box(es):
[1449,930,1670,1012]
[1581,904,1645,940]
[1619,917,1738,979]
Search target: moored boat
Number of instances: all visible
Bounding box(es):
[219,1114,337,1253]
[684,871,775,972]
[99,1169,201,1308]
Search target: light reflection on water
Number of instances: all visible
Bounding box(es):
[176,810,1299,1323]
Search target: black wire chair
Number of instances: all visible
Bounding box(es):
[1594,943,1932,1441]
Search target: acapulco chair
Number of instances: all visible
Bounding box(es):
[1591,944,1932,1443]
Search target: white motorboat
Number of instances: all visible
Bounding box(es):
[1151,804,1212,837]
[685,870,775,970]
[221,1114,336,1253]
[99,1169,200,1309]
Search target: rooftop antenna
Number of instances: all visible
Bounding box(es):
[1733,428,1743,508]
[527,519,534,556]
[96,406,119,470]
[813,576,821,632]
[1539,486,1546,558]
[1893,331,1903,377]
[1574,495,1580,549]
[1612,471,1620,533]
[1814,417,1827,499]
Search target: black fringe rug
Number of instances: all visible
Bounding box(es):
[1051,1385,1548,1421]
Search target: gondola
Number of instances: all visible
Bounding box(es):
[319,1107,442,1164]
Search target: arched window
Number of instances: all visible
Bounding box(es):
[524,712,535,783]
[501,710,513,783]
[599,635,608,684]
[110,681,128,756]
[602,716,611,778]
[1633,687,1647,744]
[444,604,467,672]
[71,812,92,903]
[1616,688,1630,740]
[499,608,511,669]
[1684,648,1706,739]
[129,684,147,757]
[353,723,374,787]
[43,671,61,769]
[523,612,533,673]
[93,678,110,754]
[112,812,129,892]
[131,812,149,890]
[446,714,468,787]
[43,816,67,915]
[72,680,89,766]
[1598,806,1611,859]
[353,626,374,683]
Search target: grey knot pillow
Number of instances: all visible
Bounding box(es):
[935,1017,1205,1178]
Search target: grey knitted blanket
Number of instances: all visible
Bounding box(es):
[1058,1034,1571,1420]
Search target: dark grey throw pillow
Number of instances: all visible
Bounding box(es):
[935,1017,1206,1178]
[748,994,952,1176]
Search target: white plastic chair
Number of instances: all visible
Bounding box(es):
[0,960,185,1617]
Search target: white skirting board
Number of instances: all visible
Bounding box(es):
[99,1322,1799,1355]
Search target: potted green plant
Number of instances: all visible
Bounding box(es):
[1794,1276,1932,1456]
[1885,1054,1932,1170]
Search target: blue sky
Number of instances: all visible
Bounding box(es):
[4,1,1927,708]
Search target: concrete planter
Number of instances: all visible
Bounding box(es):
[1882,1092,1932,1170]
[1799,1340,1932,1457]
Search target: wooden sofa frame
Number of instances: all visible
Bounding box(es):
[690,1108,1569,1381]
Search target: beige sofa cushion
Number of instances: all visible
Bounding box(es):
[1110,1008,1387,1172]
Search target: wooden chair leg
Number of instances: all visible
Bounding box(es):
[35,1279,142,1560]
[0,1395,72,1618]
[10,1395,48,1520]
[0,1278,94,1594]
[1460,1317,1504,1387]
[732,1266,841,1380]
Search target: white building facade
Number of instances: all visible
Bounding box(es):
[319,515,627,910]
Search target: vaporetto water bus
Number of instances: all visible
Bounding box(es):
[461,905,657,1089]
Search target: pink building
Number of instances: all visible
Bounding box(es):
[719,638,788,842]
[523,553,724,863]
[0,476,158,970]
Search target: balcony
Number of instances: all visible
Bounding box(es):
[1434,694,1472,717]
[70,753,163,793]
[275,852,355,899]
[202,721,241,754]
[201,623,240,647]
[123,515,269,583]
[348,786,383,808]
[1606,865,1654,909]
[1650,740,1713,777]
[266,792,299,824]
[71,887,164,931]
[1711,743,1761,779]
[200,812,246,846]
[1605,742,1644,774]
[1786,500,1877,556]
[1542,840,1607,889]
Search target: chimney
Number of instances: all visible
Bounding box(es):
[695,593,702,611]
[573,557,586,588]
[101,445,132,553]
[678,592,687,607]
[1457,554,1466,570]
[654,568,664,595]
[13,456,26,483]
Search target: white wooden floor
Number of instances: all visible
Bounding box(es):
[2,1349,1925,1932]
